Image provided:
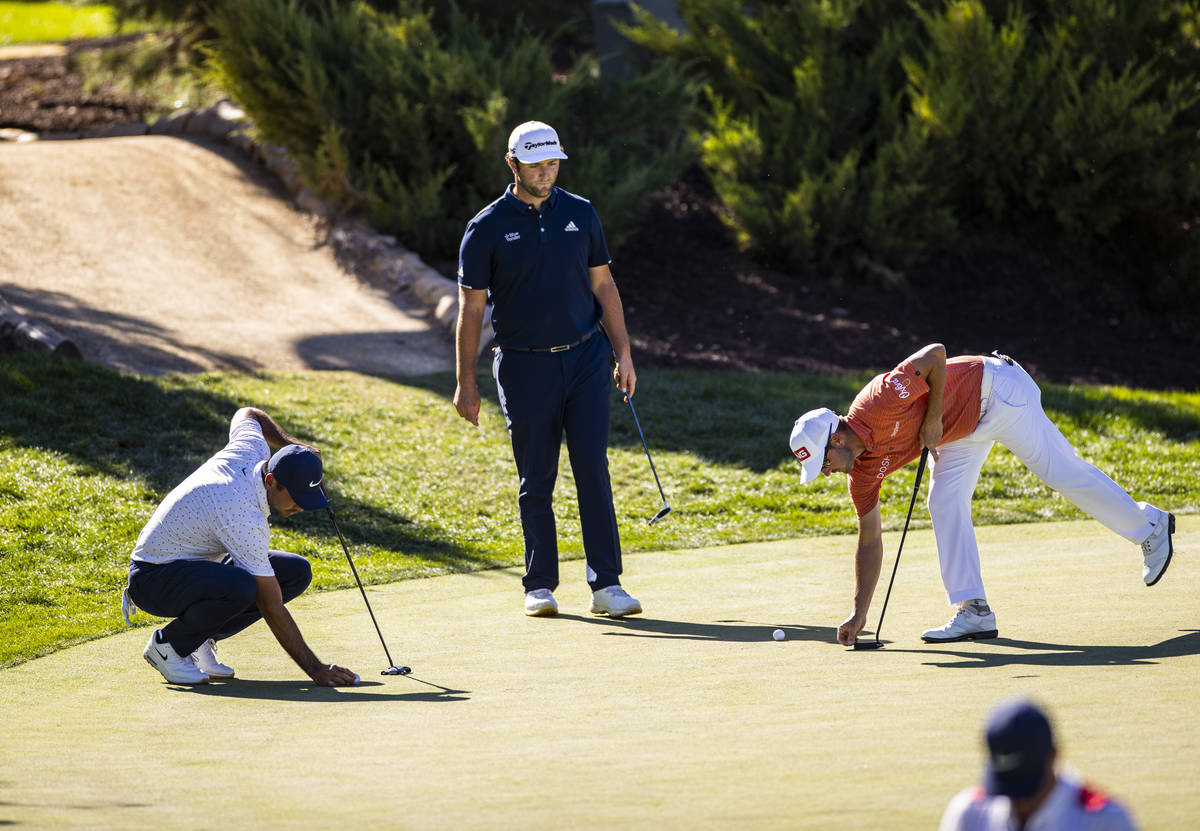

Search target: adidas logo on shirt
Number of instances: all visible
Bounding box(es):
[564,221,579,232]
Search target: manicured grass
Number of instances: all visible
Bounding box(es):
[2,521,1198,829]
[2,352,1198,666]
[0,2,131,45]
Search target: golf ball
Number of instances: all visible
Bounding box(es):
[772,629,786,641]
[352,673,361,685]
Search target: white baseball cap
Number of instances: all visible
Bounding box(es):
[507,121,569,163]
[788,408,840,483]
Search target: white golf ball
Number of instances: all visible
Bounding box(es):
[772,629,786,641]
[352,673,361,685]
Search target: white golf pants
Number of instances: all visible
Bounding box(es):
[927,358,1155,604]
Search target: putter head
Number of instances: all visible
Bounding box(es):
[852,640,884,651]
[648,505,672,526]
[382,665,412,676]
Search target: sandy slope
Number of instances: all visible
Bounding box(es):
[0,135,454,375]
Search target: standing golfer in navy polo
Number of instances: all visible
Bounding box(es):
[454,120,642,618]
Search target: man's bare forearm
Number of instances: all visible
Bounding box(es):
[455,293,485,387]
[260,604,324,679]
[237,407,303,449]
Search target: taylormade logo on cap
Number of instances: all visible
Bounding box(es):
[507,121,569,164]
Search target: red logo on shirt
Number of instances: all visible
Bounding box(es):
[793,446,811,462]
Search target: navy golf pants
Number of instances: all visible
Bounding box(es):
[127,551,312,657]
[494,331,622,593]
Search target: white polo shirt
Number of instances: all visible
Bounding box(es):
[131,416,275,577]
[940,775,1139,831]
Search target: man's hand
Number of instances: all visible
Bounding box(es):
[838,611,868,646]
[613,354,637,398]
[919,416,942,461]
[454,382,481,427]
[311,663,358,687]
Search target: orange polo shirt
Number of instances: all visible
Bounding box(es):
[845,356,985,517]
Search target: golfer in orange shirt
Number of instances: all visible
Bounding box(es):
[788,344,1176,646]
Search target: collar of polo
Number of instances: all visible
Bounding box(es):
[503,184,558,214]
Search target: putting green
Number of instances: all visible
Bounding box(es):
[1,518,1195,829]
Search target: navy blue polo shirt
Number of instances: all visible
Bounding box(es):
[458,185,611,349]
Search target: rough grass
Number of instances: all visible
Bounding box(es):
[0,2,137,45]
[2,352,1197,666]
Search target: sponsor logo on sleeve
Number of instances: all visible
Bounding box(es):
[887,376,911,399]
[876,455,892,479]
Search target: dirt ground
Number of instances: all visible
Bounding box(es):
[0,135,454,375]
[3,42,1199,388]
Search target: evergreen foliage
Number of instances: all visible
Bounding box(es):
[625,0,1200,297]
[202,0,695,260]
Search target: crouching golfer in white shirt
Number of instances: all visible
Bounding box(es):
[124,407,357,686]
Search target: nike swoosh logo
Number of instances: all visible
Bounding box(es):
[991,752,1024,772]
[154,646,169,661]
[308,479,322,488]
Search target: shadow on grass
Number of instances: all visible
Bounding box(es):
[0,352,243,492]
[390,366,1199,475]
[555,614,837,643]
[1041,385,1200,443]
[0,352,484,573]
[168,676,470,702]
[901,629,1200,668]
[394,367,869,473]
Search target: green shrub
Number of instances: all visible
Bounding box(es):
[906,0,1200,240]
[624,0,956,282]
[625,0,1200,297]
[202,0,695,260]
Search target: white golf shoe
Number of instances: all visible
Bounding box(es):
[921,606,998,643]
[143,630,209,684]
[1139,503,1175,586]
[590,585,642,617]
[524,588,559,617]
[192,639,235,678]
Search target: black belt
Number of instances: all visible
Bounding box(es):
[501,328,598,353]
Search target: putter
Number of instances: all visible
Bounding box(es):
[326,505,411,676]
[625,394,671,525]
[853,447,929,651]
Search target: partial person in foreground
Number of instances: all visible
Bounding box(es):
[453,120,642,619]
[122,407,356,686]
[940,698,1139,831]
[788,343,1175,646]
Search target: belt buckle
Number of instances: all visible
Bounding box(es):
[549,344,570,353]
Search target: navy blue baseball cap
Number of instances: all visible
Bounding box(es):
[984,699,1054,799]
[266,444,329,511]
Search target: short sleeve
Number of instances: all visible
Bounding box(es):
[228,414,270,463]
[848,474,882,519]
[882,359,929,404]
[937,788,978,831]
[458,219,492,290]
[587,205,611,268]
